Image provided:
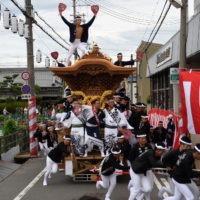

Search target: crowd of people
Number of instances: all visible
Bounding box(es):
[32,89,200,200]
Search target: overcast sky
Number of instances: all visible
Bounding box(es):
[0,0,195,67]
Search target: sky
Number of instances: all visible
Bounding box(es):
[0,0,195,67]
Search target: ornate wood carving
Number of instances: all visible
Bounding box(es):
[49,53,136,97]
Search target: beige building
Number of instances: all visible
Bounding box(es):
[136,41,162,106]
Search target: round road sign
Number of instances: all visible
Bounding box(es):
[21,72,30,81]
[21,84,31,94]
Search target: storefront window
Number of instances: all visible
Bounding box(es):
[151,69,172,110]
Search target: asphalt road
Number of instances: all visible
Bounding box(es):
[0,157,169,200]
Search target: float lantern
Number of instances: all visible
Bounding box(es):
[18,19,24,37]
[11,14,18,33]
[45,56,50,68]
[36,50,42,63]
[3,9,11,29]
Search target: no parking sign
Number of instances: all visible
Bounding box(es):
[21,84,31,94]
[21,71,30,81]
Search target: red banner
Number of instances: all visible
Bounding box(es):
[148,108,182,149]
[179,71,200,135]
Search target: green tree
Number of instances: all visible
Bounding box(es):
[3,118,18,135]
[0,74,23,100]
[35,84,41,95]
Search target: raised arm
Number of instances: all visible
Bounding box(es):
[60,13,73,27]
[84,15,96,28]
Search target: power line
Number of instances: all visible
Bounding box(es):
[146,0,168,45]
[141,0,160,40]
[144,3,172,53]
[9,0,69,51]
[84,0,153,25]
[84,0,179,25]
[34,11,70,46]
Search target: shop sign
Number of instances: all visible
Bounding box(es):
[156,43,172,67]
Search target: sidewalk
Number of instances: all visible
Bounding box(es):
[0,160,21,182]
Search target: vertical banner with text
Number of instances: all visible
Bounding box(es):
[179,71,200,134]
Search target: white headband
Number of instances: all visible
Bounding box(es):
[155,143,166,150]
[111,149,121,155]
[63,136,71,140]
[117,135,124,139]
[141,116,148,118]
[180,138,192,146]
[66,94,73,98]
[137,134,146,138]
[194,146,200,153]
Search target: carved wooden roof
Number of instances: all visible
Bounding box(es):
[49,52,136,96]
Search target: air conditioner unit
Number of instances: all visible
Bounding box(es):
[169,0,183,8]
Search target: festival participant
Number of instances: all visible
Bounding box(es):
[34,123,48,156]
[56,88,74,122]
[62,98,105,157]
[114,53,135,67]
[83,99,105,157]
[163,142,200,200]
[120,96,132,120]
[138,115,151,143]
[62,99,86,156]
[166,114,175,148]
[113,132,131,166]
[128,132,152,191]
[87,99,105,139]
[96,147,130,200]
[128,102,143,135]
[43,135,71,186]
[46,126,58,152]
[113,93,121,110]
[104,99,132,155]
[159,135,193,198]
[59,6,98,65]
[128,143,166,200]
[152,121,167,144]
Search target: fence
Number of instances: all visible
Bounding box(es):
[0,130,29,159]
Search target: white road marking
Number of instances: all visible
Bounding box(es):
[153,174,169,198]
[13,167,46,200]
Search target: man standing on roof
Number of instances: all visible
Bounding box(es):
[59,6,99,66]
[114,53,135,67]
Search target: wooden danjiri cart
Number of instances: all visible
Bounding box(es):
[50,50,136,182]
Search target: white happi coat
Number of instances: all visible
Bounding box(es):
[104,107,127,140]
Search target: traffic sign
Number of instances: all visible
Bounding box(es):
[21,94,32,99]
[21,71,30,81]
[21,84,31,94]
[170,68,179,84]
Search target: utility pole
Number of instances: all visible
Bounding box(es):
[179,0,188,69]
[72,0,78,60]
[72,0,76,20]
[25,0,35,96]
[25,0,38,157]
[172,0,188,114]
[130,54,133,103]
